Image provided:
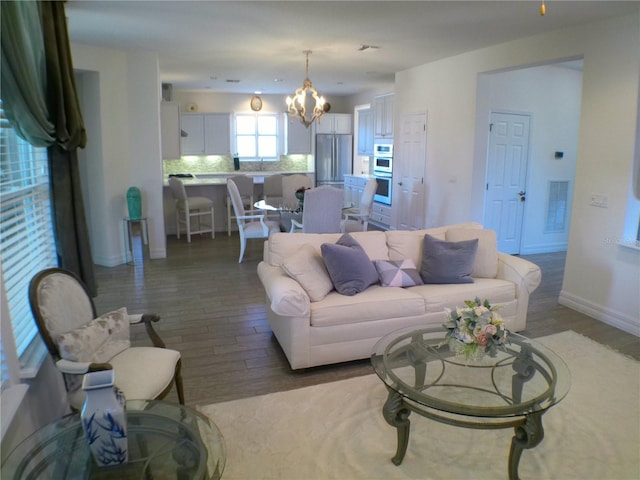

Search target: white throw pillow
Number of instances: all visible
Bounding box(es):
[281,244,334,302]
[445,228,498,278]
[56,307,131,363]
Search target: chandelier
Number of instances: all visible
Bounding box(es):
[286,50,326,128]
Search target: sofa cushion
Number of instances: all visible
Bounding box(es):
[267,231,388,266]
[386,223,483,268]
[420,234,478,284]
[373,259,423,287]
[321,233,379,296]
[281,244,334,302]
[310,285,426,327]
[409,278,516,313]
[446,228,498,278]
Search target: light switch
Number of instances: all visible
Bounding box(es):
[589,194,608,208]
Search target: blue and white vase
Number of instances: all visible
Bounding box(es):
[81,370,128,467]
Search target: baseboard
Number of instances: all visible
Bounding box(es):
[559,290,640,337]
[93,253,126,267]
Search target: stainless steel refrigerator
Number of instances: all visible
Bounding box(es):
[315,134,353,187]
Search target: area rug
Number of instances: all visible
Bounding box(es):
[199,331,640,480]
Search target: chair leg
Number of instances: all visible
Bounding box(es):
[238,234,246,263]
[227,198,232,236]
[186,211,192,243]
[175,359,185,405]
[175,209,181,239]
[210,207,215,239]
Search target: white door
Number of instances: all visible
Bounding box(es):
[396,113,427,230]
[484,112,531,254]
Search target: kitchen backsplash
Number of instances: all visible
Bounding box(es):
[163,154,313,175]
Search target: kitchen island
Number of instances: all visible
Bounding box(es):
[163,172,314,235]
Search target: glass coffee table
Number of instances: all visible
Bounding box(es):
[1,401,226,480]
[371,326,571,480]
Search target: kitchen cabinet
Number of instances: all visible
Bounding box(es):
[161,102,181,160]
[370,202,392,228]
[181,113,231,155]
[344,175,369,206]
[284,114,312,154]
[357,108,374,156]
[374,94,394,138]
[315,113,353,135]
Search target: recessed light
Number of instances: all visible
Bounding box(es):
[274,78,283,83]
[254,90,262,95]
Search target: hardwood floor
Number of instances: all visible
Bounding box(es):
[93,231,639,407]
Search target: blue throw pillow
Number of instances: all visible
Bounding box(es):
[321,233,379,296]
[420,234,478,284]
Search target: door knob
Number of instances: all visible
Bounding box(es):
[518,191,526,202]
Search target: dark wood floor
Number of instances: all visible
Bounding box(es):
[93,231,639,407]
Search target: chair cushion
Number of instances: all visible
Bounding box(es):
[178,196,213,211]
[109,347,181,401]
[56,307,130,363]
[446,228,498,278]
[321,233,379,296]
[420,234,478,284]
[282,244,334,302]
[373,259,424,287]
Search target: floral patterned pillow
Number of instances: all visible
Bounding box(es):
[56,307,130,363]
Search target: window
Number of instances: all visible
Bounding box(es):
[234,113,279,160]
[0,104,57,389]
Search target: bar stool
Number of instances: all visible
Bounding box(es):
[168,177,215,243]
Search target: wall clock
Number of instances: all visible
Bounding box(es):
[250,95,263,111]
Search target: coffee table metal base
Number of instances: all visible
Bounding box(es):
[382,389,546,480]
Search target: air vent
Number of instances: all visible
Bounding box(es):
[226,79,240,83]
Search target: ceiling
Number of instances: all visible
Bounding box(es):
[65,1,638,97]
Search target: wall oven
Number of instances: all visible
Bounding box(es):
[373,143,393,173]
[373,171,392,205]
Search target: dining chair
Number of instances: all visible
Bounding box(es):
[227,174,255,236]
[29,268,185,411]
[227,178,280,262]
[341,178,378,232]
[168,177,215,243]
[282,174,313,210]
[290,185,344,233]
[261,174,284,220]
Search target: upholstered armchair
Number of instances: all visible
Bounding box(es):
[29,268,184,411]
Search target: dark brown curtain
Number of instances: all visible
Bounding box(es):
[40,1,95,295]
[1,1,96,295]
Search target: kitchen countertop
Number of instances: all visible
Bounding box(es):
[163,171,314,187]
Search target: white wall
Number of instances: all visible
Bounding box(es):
[72,44,166,265]
[172,91,352,115]
[395,12,640,334]
[482,64,583,254]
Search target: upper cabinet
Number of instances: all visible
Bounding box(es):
[357,108,374,156]
[374,94,394,139]
[181,113,231,155]
[161,102,181,160]
[316,113,353,135]
[284,115,312,154]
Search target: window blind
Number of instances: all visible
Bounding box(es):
[0,105,57,360]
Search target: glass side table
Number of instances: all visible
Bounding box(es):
[1,401,226,480]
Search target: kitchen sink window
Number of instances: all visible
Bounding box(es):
[234,113,279,161]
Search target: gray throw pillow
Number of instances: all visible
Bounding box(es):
[420,233,479,284]
[321,233,379,296]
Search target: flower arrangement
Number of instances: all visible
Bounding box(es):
[442,298,508,360]
[295,186,310,209]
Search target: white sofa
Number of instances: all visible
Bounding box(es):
[257,223,542,370]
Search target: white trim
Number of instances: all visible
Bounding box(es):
[558,290,640,337]
[0,384,29,441]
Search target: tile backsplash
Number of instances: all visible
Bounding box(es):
[164,155,312,176]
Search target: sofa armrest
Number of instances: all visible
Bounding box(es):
[257,262,310,317]
[497,253,542,295]
[496,253,542,331]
